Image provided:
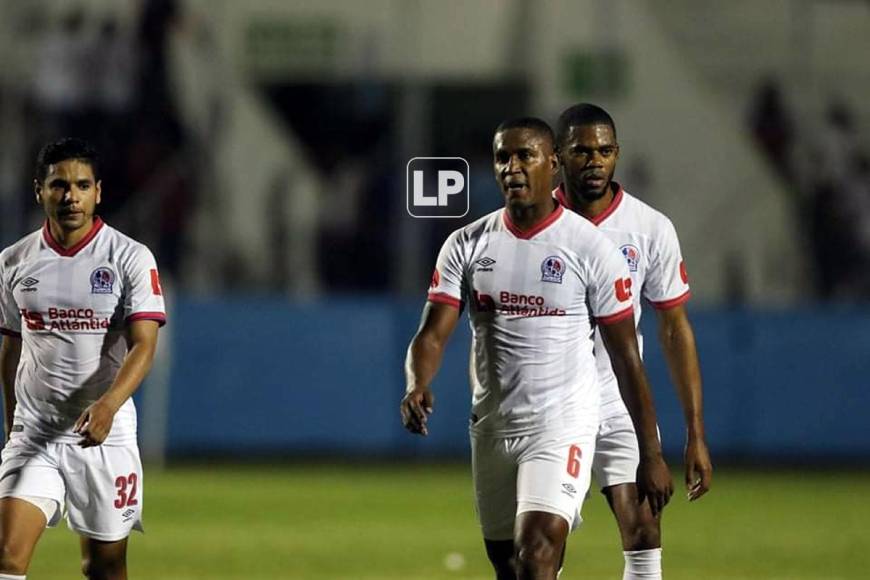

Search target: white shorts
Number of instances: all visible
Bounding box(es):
[0,432,144,541]
[592,412,641,490]
[471,426,597,541]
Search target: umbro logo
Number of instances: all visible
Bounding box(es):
[561,483,577,497]
[475,257,496,271]
[21,277,39,292]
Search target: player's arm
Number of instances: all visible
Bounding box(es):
[400,301,460,436]
[0,334,21,441]
[599,316,674,515]
[74,319,160,447]
[655,304,712,500]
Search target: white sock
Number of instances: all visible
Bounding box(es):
[623,548,662,579]
[0,574,27,579]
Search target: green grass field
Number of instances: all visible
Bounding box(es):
[26,464,869,579]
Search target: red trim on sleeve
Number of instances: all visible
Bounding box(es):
[127,312,167,327]
[0,327,21,338]
[42,217,105,257]
[427,292,462,309]
[502,203,564,240]
[596,305,634,325]
[648,290,691,310]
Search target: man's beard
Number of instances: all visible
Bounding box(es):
[570,179,609,202]
[577,186,608,201]
[506,191,537,211]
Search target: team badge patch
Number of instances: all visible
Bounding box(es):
[541,256,565,284]
[620,244,640,272]
[90,267,115,294]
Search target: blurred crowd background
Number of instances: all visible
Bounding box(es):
[0,0,868,464]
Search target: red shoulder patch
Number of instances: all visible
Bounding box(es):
[615,277,633,302]
[150,269,163,295]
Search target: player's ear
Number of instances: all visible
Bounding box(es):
[549,150,560,176]
[95,180,102,206]
[34,179,42,205]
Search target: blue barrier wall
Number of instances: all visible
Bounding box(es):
[162,298,870,461]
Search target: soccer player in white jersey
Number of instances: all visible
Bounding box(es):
[0,138,165,580]
[555,104,713,580]
[401,118,673,580]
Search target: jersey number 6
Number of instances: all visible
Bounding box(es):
[566,445,582,478]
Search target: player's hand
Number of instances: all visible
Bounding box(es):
[636,453,673,516]
[684,435,712,501]
[400,387,434,436]
[73,399,117,447]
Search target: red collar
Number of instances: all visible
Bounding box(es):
[502,203,564,240]
[553,183,624,226]
[42,217,104,257]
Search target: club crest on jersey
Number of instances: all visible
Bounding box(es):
[620,244,640,272]
[541,256,565,284]
[90,267,115,294]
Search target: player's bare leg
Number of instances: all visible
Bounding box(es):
[514,511,568,580]
[80,537,128,580]
[604,483,662,579]
[0,498,47,576]
[484,539,517,579]
[604,482,661,548]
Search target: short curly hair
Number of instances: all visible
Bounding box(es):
[494,117,555,150]
[34,138,100,183]
[556,104,617,147]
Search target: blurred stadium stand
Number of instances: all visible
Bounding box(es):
[1,0,868,463]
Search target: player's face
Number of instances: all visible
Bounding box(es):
[35,159,101,232]
[493,128,559,210]
[558,123,619,201]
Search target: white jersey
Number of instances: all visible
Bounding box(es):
[0,218,166,444]
[555,184,691,418]
[427,204,634,437]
